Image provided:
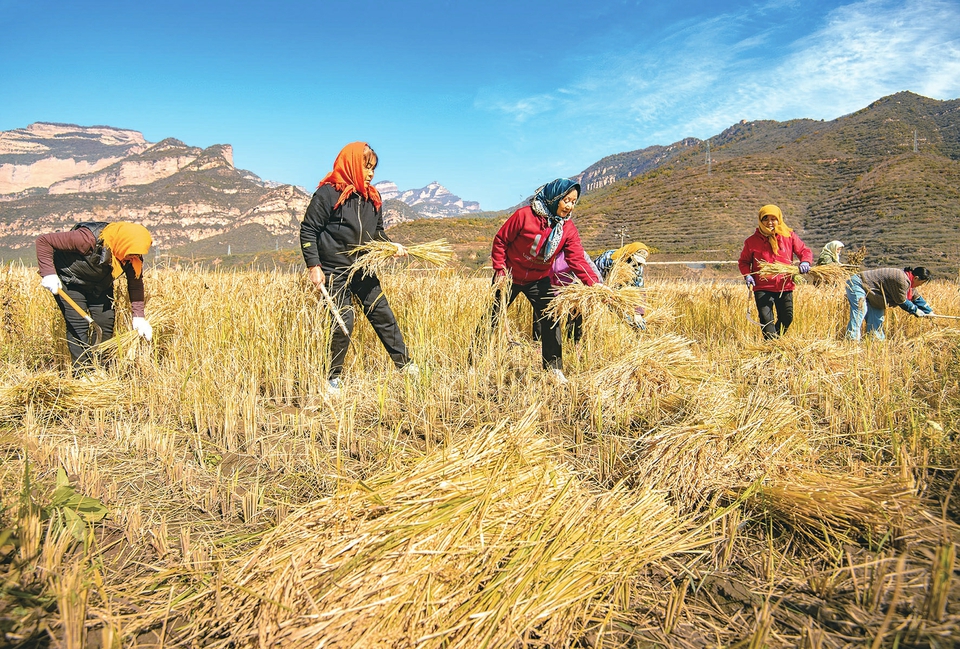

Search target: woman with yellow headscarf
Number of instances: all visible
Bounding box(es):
[36,220,153,374]
[737,205,813,340]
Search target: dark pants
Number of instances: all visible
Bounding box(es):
[533,314,582,344]
[56,283,115,372]
[487,276,563,370]
[753,290,794,340]
[326,270,409,380]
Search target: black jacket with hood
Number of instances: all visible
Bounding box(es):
[299,184,391,273]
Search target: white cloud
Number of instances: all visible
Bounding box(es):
[477,0,960,152]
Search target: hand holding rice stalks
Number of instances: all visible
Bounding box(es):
[346,239,453,280]
[546,282,649,324]
[756,260,853,286]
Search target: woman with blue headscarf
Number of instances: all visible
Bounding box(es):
[484,178,600,383]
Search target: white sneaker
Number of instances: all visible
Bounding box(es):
[402,362,420,377]
[548,368,569,385]
[327,377,343,395]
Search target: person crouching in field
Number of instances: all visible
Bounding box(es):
[482,178,600,384]
[36,221,154,375]
[300,142,415,395]
[845,266,933,341]
[595,241,649,330]
[738,204,813,340]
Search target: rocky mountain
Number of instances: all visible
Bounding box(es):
[374,180,481,222]
[0,123,150,194]
[0,123,310,254]
[391,91,960,276]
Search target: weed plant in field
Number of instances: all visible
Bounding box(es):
[0,264,958,647]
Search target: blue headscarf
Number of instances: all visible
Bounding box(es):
[530,178,581,261]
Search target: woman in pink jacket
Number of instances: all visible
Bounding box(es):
[481,178,599,383]
[737,204,813,340]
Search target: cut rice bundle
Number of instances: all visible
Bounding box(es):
[0,371,127,420]
[181,408,704,648]
[546,283,648,325]
[755,260,854,286]
[346,239,453,280]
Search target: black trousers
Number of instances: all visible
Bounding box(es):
[753,290,794,340]
[326,270,409,380]
[55,283,116,371]
[488,276,563,370]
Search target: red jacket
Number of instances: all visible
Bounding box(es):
[491,206,599,286]
[737,229,812,292]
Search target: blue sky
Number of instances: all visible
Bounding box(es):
[2,0,959,210]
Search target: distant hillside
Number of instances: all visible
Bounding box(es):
[565,91,960,275]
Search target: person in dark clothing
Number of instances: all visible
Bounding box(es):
[845,266,933,341]
[300,142,414,394]
[481,178,600,384]
[36,221,153,374]
[737,204,813,340]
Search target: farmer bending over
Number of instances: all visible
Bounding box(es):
[36,221,153,375]
[845,266,933,341]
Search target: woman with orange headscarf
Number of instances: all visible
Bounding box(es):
[36,220,153,373]
[737,204,813,340]
[300,142,414,395]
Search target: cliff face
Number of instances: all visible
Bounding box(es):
[0,124,309,252]
[0,122,150,194]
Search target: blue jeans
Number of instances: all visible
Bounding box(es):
[845,275,885,340]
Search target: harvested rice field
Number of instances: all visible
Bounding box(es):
[1,263,959,648]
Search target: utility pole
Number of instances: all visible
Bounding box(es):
[617,226,626,249]
[914,129,918,153]
[706,141,712,176]
[227,244,231,256]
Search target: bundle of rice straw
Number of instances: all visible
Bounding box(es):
[751,469,921,546]
[0,371,127,420]
[604,258,637,289]
[177,406,704,648]
[845,245,867,266]
[755,260,853,286]
[346,239,453,280]
[546,283,648,324]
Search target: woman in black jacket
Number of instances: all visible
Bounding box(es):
[300,142,414,394]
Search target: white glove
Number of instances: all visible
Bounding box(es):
[132,317,153,341]
[915,310,927,318]
[41,274,63,295]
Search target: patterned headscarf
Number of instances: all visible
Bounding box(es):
[316,142,383,210]
[100,222,152,278]
[530,178,581,261]
[757,204,793,254]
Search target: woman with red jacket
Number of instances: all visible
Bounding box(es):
[737,204,813,340]
[482,178,600,383]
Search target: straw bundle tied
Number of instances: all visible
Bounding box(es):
[0,371,127,420]
[755,260,853,286]
[347,239,453,281]
[546,283,648,325]
[185,407,704,648]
